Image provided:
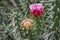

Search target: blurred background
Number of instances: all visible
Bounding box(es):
[0,0,60,40]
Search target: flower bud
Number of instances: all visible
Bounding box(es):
[20,18,34,30]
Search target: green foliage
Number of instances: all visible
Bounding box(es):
[0,0,60,40]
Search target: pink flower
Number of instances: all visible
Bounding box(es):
[30,3,43,17]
